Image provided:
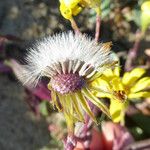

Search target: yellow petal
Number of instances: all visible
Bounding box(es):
[109,99,126,123]
[130,77,150,93]
[128,92,150,99]
[59,0,82,20]
[111,77,124,91]
[72,6,82,16]
[93,91,112,99]
[102,69,114,78]
[91,78,111,92]
[60,4,72,20]
[122,68,146,86]
[113,67,120,77]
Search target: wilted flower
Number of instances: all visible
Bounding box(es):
[18,32,116,133]
[92,67,150,123]
[141,0,150,33]
[59,0,101,20]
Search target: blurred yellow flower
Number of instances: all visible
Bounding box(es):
[81,0,101,15]
[91,67,150,123]
[59,0,101,20]
[59,0,82,20]
[141,0,150,33]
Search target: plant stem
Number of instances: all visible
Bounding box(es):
[95,14,101,42]
[70,18,81,35]
[125,30,142,71]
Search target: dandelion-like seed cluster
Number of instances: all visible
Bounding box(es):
[19,32,116,132]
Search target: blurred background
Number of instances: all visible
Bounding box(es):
[1,1,61,150]
[0,0,150,150]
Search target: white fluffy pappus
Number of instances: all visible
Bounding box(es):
[19,32,116,87]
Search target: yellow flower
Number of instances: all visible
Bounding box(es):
[91,67,150,123]
[59,0,101,20]
[59,0,82,20]
[141,0,150,33]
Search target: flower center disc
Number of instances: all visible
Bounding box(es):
[50,73,85,94]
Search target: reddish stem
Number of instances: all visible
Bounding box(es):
[125,30,142,71]
[70,18,81,35]
[95,15,101,42]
